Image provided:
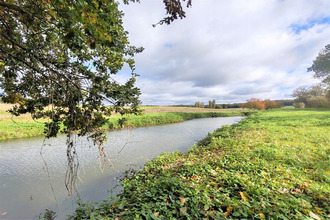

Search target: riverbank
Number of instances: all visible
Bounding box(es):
[0,105,249,140]
[70,108,330,219]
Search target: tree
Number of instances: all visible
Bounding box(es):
[0,0,193,194]
[195,101,204,108]
[264,99,283,109]
[292,85,330,108]
[0,0,143,195]
[308,44,330,87]
[241,98,265,110]
[212,99,216,108]
[153,0,192,26]
[208,99,216,108]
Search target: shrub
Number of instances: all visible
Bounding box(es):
[293,102,305,108]
[264,99,283,109]
[241,98,265,110]
[306,96,330,108]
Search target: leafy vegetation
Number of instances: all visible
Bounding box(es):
[70,108,330,219]
[292,43,330,109]
[194,101,205,108]
[308,43,330,88]
[292,85,330,108]
[0,0,194,194]
[0,0,145,194]
[241,98,283,110]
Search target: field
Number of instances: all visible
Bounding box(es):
[0,104,246,140]
[141,106,244,113]
[70,108,330,219]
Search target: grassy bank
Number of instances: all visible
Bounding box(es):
[70,108,330,219]
[0,107,248,140]
[105,111,249,130]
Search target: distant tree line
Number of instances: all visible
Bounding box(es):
[194,99,292,109]
[194,101,204,108]
[241,98,283,110]
[208,99,216,108]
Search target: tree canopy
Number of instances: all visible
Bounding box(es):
[0,0,146,194]
[0,0,192,194]
[0,0,193,137]
[308,43,330,87]
[0,0,144,137]
[292,85,330,108]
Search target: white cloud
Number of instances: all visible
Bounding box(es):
[119,0,330,105]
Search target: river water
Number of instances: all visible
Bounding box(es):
[0,116,244,219]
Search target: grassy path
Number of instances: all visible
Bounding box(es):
[70,108,330,219]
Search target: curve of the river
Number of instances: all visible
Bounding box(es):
[0,116,244,219]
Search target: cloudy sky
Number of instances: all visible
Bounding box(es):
[118,0,330,105]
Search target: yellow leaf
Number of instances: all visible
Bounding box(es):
[179,196,186,206]
[300,184,308,189]
[154,212,159,217]
[314,209,323,214]
[240,191,249,202]
[86,38,91,46]
[226,206,233,213]
[260,213,265,219]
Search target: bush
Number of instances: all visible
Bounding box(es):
[306,96,330,108]
[241,98,265,110]
[293,102,305,108]
[264,99,283,109]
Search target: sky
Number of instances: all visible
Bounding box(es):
[118,0,330,105]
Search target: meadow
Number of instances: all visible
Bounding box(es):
[0,104,247,140]
[69,108,330,219]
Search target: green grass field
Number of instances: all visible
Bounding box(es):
[70,108,330,219]
[0,104,248,140]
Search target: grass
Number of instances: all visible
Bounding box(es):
[0,104,248,140]
[105,111,249,130]
[70,108,330,219]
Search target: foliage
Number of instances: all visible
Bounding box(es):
[38,209,56,220]
[220,103,241,109]
[308,44,330,87]
[153,0,192,26]
[70,109,330,219]
[242,98,283,110]
[293,102,306,109]
[0,0,143,136]
[194,101,204,108]
[264,99,283,109]
[241,98,266,110]
[0,0,146,194]
[0,0,195,195]
[208,99,216,109]
[292,85,330,108]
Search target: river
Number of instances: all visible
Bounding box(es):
[0,116,244,219]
